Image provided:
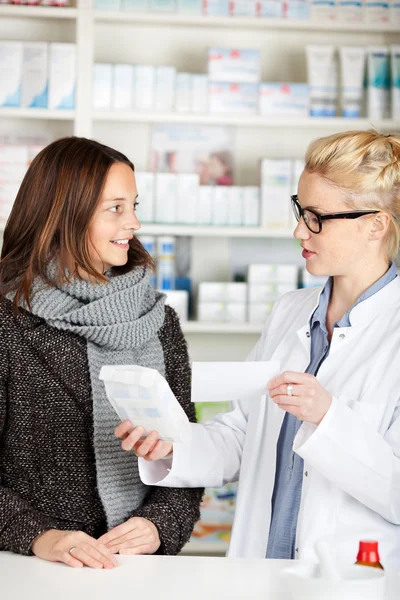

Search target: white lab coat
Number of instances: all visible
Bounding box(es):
[140,278,400,568]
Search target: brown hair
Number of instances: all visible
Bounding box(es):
[0,136,154,309]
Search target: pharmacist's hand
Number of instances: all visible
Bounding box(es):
[98,517,160,555]
[114,421,173,461]
[267,371,332,425]
[31,529,119,569]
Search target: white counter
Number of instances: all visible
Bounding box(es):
[0,553,398,600]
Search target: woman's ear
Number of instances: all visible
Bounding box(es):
[369,212,391,241]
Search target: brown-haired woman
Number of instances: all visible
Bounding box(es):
[0,136,203,569]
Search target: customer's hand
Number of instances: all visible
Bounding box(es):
[98,517,161,555]
[114,421,173,461]
[31,529,119,569]
[267,371,332,425]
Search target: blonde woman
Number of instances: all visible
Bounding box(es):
[116,130,400,568]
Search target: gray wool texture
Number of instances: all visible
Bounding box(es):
[19,266,166,529]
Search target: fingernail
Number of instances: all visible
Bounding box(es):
[105,561,115,569]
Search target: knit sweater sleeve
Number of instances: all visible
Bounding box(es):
[0,315,61,555]
[130,305,204,555]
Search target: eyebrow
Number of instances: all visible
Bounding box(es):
[103,194,139,203]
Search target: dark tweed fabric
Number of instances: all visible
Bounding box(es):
[0,298,203,556]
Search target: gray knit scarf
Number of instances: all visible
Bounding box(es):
[16,266,166,529]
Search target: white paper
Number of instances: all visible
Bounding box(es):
[99,365,192,443]
[191,361,280,403]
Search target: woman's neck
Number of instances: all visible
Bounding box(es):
[329,258,391,321]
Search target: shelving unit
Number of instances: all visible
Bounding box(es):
[1,1,399,362]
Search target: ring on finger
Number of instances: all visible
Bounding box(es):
[286,384,293,396]
[69,546,77,555]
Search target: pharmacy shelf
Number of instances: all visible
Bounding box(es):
[180,541,228,555]
[0,5,77,19]
[139,224,294,238]
[93,111,399,130]
[93,11,400,32]
[181,321,263,334]
[0,108,76,120]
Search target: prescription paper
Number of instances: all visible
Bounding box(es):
[191,361,280,403]
[99,365,192,444]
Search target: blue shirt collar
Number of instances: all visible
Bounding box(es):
[310,262,398,330]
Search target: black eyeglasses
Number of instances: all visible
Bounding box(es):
[291,195,380,234]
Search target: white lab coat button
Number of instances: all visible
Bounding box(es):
[304,471,308,477]
[339,333,345,339]
[306,331,310,338]
[295,548,299,554]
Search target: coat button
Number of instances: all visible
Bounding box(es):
[295,548,299,554]
[304,471,308,477]
[339,333,345,339]
[306,331,310,338]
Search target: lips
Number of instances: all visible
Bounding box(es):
[301,245,316,259]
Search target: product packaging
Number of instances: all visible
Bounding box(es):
[21,42,48,108]
[306,45,338,117]
[48,43,76,109]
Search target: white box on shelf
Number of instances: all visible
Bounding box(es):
[122,0,148,9]
[135,172,155,223]
[21,42,48,109]
[364,0,389,21]
[227,186,242,226]
[242,186,260,226]
[208,48,261,84]
[199,282,247,303]
[226,302,247,322]
[249,283,296,303]
[0,41,23,108]
[248,302,274,324]
[175,72,191,112]
[177,0,202,11]
[301,267,328,288]
[248,264,298,284]
[0,164,27,181]
[113,64,134,110]
[261,159,292,229]
[226,283,247,302]
[392,0,400,23]
[338,0,362,21]
[198,302,226,322]
[92,64,113,110]
[177,173,199,224]
[203,0,229,15]
[155,173,177,223]
[150,0,176,11]
[135,66,155,111]
[95,0,121,8]
[163,290,189,321]
[213,186,230,225]
[209,82,259,114]
[198,186,215,225]
[310,0,337,20]
[48,43,76,110]
[155,66,176,112]
[257,0,282,16]
[191,74,208,113]
[259,83,309,117]
[283,0,309,18]
[230,0,257,15]
[0,145,29,164]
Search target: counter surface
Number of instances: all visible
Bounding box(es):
[0,553,398,599]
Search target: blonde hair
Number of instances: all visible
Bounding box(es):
[305,130,400,260]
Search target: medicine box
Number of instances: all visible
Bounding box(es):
[0,41,23,108]
[21,42,48,108]
[191,74,208,112]
[155,173,177,223]
[209,82,259,114]
[48,43,76,109]
[155,66,176,111]
[135,65,155,110]
[242,186,260,226]
[259,83,309,117]
[135,172,155,223]
[208,48,261,83]
[93,63,113,110]
[113,64,134,110]
[177,173,199,224]
[261,159,292,229]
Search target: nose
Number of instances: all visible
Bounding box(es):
[124,206,141,232]
[293,217,311,241]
